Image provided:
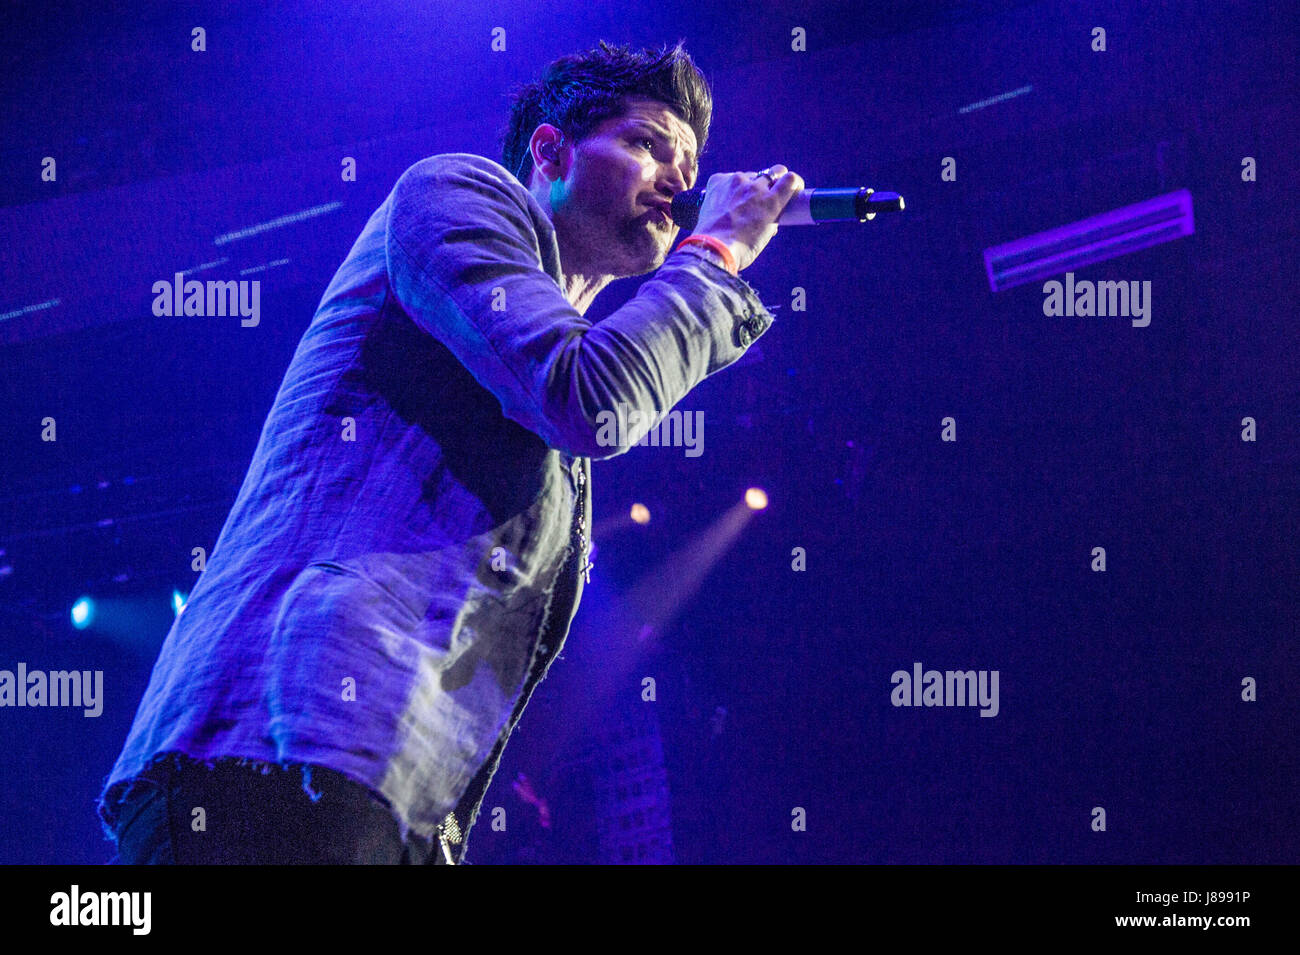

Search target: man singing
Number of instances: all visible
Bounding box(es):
[98,39,801,864]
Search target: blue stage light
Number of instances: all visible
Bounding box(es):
[71,597,95,629]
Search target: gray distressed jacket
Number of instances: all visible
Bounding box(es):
[96,152,774,862]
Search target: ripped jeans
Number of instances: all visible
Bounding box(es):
[110,752,445,864]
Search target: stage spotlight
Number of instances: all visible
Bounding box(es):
[70,596,95,629]
[744,487,768,510]
[171,589,189,616]
[630,503,651,524]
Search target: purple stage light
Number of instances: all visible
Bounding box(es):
[984,189,1194,292]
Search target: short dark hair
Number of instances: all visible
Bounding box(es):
[500,39,712,187]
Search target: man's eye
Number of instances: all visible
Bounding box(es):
[639,138,656,151]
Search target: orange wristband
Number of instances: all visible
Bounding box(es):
[676,234,738,276]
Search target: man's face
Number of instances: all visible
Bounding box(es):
[542,96,699,278]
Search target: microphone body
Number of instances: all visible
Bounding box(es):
[670,186,904,231]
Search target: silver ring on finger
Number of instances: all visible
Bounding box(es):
[754,168,778,187]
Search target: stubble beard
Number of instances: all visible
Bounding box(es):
[619,210,673,276]
[558,199,670,280]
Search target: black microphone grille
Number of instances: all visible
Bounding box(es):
[669,188,706,231]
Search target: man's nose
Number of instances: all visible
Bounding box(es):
[657,159,689,196]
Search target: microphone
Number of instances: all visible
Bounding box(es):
[670,185,904,231]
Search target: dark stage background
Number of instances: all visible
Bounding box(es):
[0,0,1295,864]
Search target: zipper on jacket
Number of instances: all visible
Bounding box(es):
[574,458,593,583]
[436,811,462,864]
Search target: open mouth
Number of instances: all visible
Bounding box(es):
[642,201,672,226]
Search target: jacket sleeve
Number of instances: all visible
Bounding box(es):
[383,153,775,460]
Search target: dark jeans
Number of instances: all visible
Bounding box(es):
[111,753,443,864]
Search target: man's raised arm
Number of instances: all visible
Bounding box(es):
[384,154,774,460]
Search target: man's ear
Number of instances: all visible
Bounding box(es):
[532,126,567,179]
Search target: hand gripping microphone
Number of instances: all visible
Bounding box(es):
[670,184,904,231]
